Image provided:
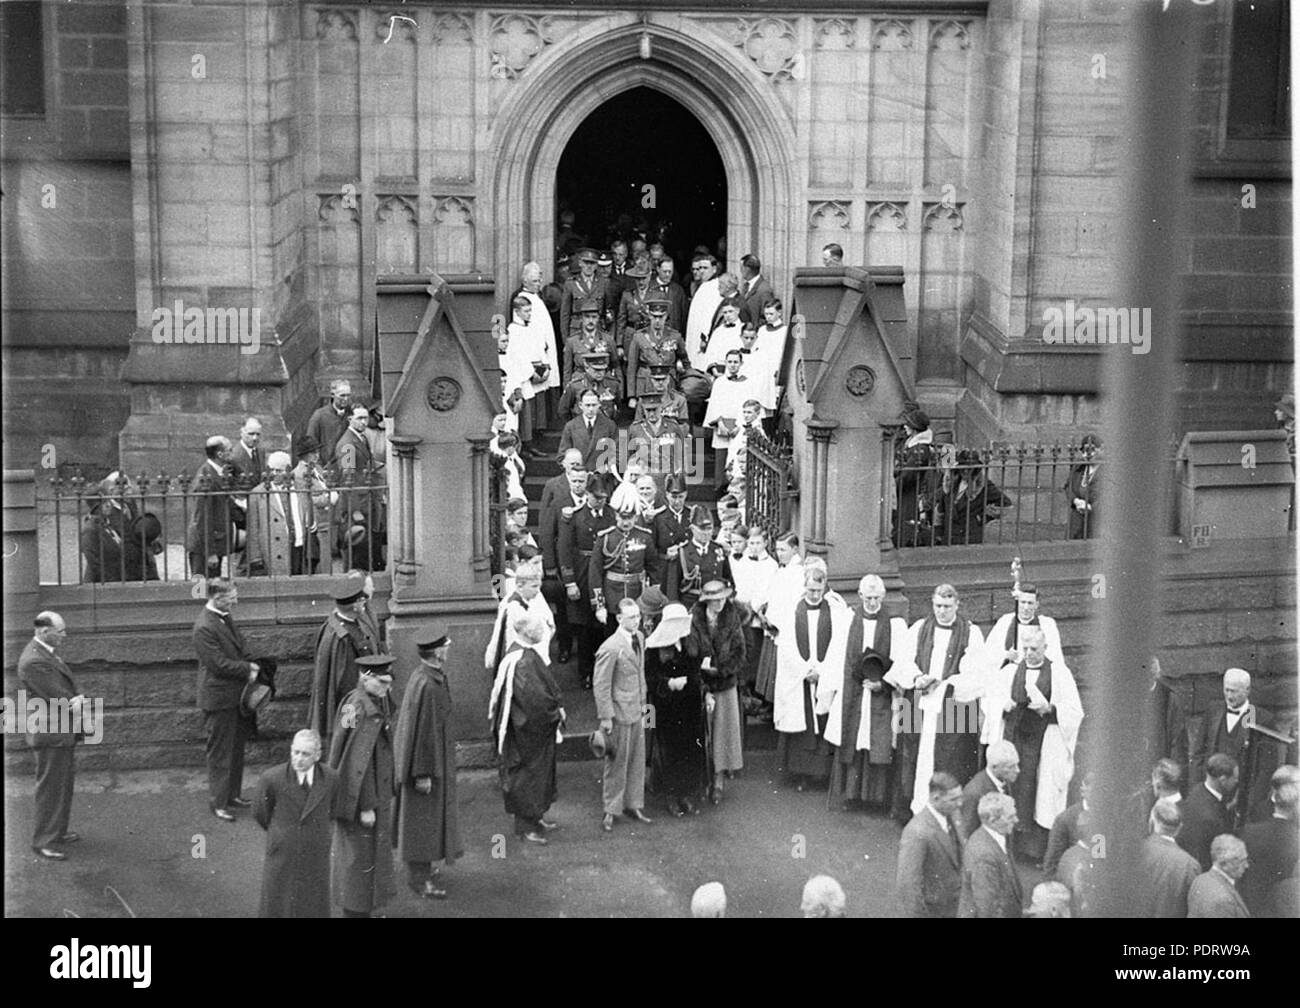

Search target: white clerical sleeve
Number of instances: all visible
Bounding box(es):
[815,596,852,715]
[1036,662,1084,828]
[886,619,928,691]
[1040,616,1066,667]
[884,616,919,687]
[686,280,722,366]
[947,623,987,702]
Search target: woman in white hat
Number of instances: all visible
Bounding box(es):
[685,580,749,804]
[645,602,707,816]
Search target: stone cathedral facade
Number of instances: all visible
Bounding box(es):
[1,0,1291,475]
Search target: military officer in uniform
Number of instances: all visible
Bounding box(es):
[559,248,610,353]
[559,474,611,688]
[562,298,618,388]
[627,392,690,480]
[558,350,621,420]
[627,295,690,408]
[589,496,661,635]
[634,364,690,425]
[651,472,692,588]
[615,260,654,358]
[667,505,733,611]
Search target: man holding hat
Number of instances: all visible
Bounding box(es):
[667,505,732,612]
[594,598,653,832]
[634,364,690,425]
[253,729,339,917]
[626,294,689,406]
[560,247,610,350]
[394,630,463,900]
[589,495,661,634]
[823,574,917,812]
[329,653,398,917]
[559,473,611,688]
[310,573,382,745]
[193,578,260,821]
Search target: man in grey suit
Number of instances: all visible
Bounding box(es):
[594,598,652,833]
[18,611,87,860]
[896,772,964,917]
[958,791,1025,918]
[1137,797,1202,917]
[959,740,1019,840]
[1188,834,1251,917]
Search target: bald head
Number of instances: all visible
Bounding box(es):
[800,875,846,918]
[691,882,727,918]
[34,611,67,648]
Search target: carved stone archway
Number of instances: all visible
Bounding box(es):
[486,12,799,301]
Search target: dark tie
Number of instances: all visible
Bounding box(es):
[632,636,642,658]
[301,774,310,794]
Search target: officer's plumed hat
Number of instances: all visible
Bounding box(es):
[664,472,689,494]
[585,473,609,498]
[689,505,714,527]
[332,573,367,605]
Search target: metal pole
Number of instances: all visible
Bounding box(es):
[1090,1,1201,916]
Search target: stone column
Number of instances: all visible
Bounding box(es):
[389,435,421,585]
[805,418,838,559]
[2,471,40,639]
[467,437,491,584]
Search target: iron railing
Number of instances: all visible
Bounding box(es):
[744,428,797,545]
[37,470,388,585]
[892,443,1164,547]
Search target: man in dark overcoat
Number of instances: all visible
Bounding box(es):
[253,728,339,917]
[393,630,464,900]
[309,573,381,745]
[329,654,398,918]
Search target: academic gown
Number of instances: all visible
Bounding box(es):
[393,663,464,865]
[493,647,563,824]
[328,687,397,915]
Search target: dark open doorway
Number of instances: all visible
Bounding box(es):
[554,86,727,277]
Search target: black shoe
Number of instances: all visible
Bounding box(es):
[57,832,81,844]
[681,798,698,815]
[34,847,66,860]
[229,797,252,809]
[213,808,237,822]
[670,798,686,818]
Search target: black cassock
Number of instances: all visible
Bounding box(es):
[647,644,708,802]
[495,648,563,825]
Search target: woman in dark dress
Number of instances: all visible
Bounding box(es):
[645,602,708,816]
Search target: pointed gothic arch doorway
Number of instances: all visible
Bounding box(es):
[554,87,727,274]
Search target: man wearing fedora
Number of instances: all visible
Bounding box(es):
[330,653,399,917]
[394,630,464,900]
[253,729,339,917]
[594,598,653,832]
[193,578,260,821]
[309,574,381,746]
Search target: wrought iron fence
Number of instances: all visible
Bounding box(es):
[36,470,388,585]
[744,428,797,545]
[891,442,1173,548]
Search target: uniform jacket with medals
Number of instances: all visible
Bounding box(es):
[588,521,661,607]
[627,416,690,477]
[627,324,690,396]
[558,502,608,624]
[666,538,733,606]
